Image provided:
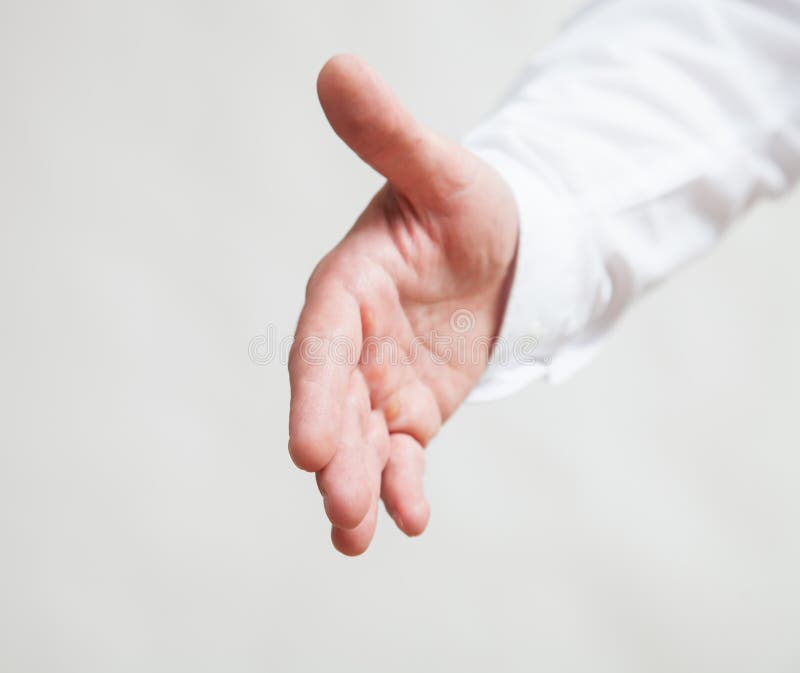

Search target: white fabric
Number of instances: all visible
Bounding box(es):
[466,0,800,401]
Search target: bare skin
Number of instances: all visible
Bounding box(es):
[288,55,519,555]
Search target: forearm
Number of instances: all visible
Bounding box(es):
[466,0,800,400]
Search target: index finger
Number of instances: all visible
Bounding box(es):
[288,274,362,472]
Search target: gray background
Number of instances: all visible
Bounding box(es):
[2,0,799,671]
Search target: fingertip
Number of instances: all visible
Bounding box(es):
[317,53,363,88]
[317,469,371,530]
[331,526,370,557]
[381,433,429,537]
[288,430,336,473]
[330,501,379,556]
[317,54,366,116]
[393,499,430,537]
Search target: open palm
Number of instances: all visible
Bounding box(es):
[289,55,518,555]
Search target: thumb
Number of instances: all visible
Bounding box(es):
[316,54,474,205]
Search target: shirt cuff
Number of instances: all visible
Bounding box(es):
[464,142,613,402]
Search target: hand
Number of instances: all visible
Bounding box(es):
[288,55,519,555]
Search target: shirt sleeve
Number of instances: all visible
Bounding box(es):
[464,0,800,402]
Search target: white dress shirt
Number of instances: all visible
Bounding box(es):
[466,0,800,401]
